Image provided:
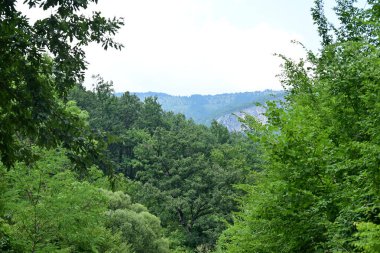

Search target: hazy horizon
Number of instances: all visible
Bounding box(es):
[114,87,284,97]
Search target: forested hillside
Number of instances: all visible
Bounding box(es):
[115,91,284,127]
[68,78,257,251]
[1,0,380,253]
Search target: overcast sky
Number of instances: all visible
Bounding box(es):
[22,0,348,95]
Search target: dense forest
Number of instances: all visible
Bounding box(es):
[1,0,380,252]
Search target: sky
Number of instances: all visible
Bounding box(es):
[20,0,347,95]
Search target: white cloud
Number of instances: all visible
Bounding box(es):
[84,0,307,95]
[19,0,309,95]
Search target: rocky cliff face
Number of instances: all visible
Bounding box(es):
[216,106,267,132]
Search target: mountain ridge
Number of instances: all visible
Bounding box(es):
[115,90,285,130]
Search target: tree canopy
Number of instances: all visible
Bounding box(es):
[69,79,258,251]
[0,0,123,167]
[217,0,380,252]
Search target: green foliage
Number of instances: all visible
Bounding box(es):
[2,149,123,252]
[105,191,170,253]
[1,148,170,252]
[355,222,380,253]
[0,1,178,252]
[135,97,165,133]
[218,1,380,252]
[0,0,123,167]
[70,84,257,251]
[130,116,253,249]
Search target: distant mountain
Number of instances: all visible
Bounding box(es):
[115,90,285,130]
